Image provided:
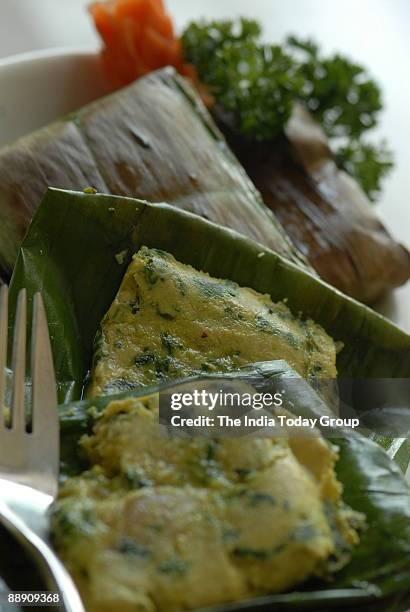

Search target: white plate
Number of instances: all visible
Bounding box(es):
[0,47,109,146]
[0,47,409,332]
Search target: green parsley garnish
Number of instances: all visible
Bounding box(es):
[335,139,394,202]
[286,36,382,140]
[182,19,300,141]
[181,20,393,200]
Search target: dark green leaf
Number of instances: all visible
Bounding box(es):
[9,188,410,404]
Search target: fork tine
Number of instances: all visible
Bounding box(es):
[31,293,58,436]
[0,285,8,429]
[11,289,27,431]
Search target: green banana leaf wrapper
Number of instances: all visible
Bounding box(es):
[8,187,410,468]
[55,361,410,611]
[9,188,410,398]
[0,68,307,280]
[6,186,410,608]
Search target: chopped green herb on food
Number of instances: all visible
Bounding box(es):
[88,247,336,396]
[118,537,151,558]
[157,556,189,575]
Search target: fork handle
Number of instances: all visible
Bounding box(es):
[0,501,85,612]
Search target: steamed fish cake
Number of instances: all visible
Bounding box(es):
[89,247,336,396]
[52,396,362,612]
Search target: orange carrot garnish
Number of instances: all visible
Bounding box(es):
[89,0,197,90]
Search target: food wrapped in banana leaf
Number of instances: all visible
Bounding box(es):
[0,68,306,280]
[222,104,410,304]
[9,189,410,404]
[7,190,410,610]
[49,364,410,611]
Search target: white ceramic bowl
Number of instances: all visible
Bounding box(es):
[0,47,110,147]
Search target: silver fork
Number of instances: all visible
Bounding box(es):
[0,286,84,612]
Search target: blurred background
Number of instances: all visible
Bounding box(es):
[0,0,409,325]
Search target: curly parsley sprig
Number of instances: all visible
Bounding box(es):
[286,36,383,140]
[182,19,302,141]
[181,20,393,201]
[336,140,394,202]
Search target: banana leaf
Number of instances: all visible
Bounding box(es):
[9,187,410,402]
[6,180,410,608]
[0,68,307,281]
[55,361,410,611]
[220,104,410,304]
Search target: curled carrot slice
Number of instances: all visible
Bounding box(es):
[89,0,196,89]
